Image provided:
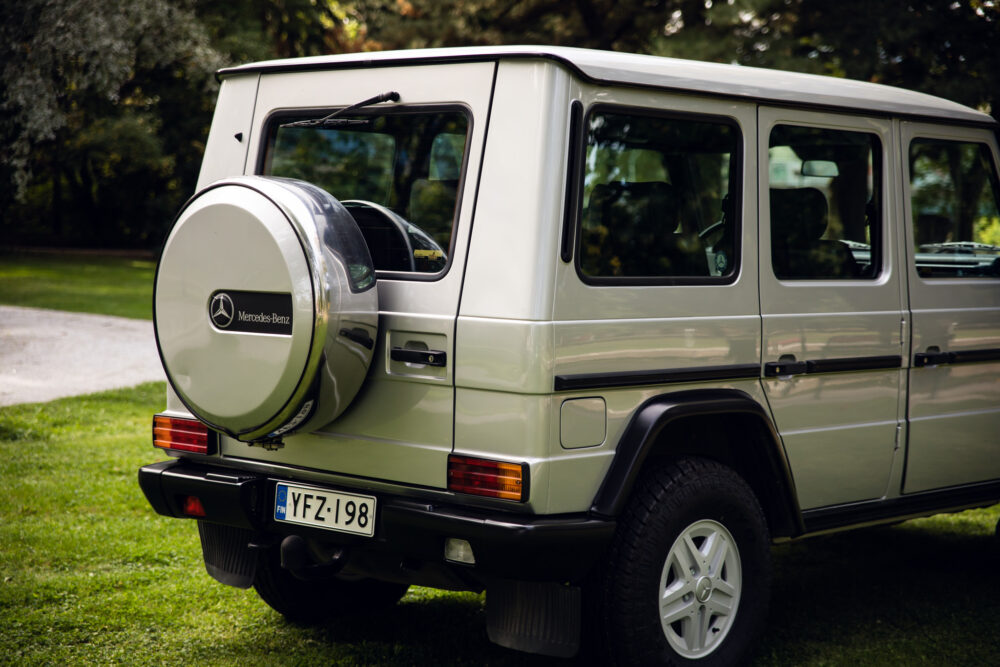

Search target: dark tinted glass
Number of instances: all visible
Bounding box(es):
[768,125,882,280]
[579,110,739,280]
[909,138,1000,278]
[262,110,469,274]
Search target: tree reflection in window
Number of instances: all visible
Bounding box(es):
[578,109,738,281]
[262,111,469,274]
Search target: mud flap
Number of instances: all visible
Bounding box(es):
[198,521,257,589]
[486,579,581,658]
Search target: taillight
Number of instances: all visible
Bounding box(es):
[153,415,212,455]
[447,454,527,502]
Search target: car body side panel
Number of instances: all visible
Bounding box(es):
[458,61,571,322]
[455,77,769,513]
[757,108,906,511]
[196,75,259,189]
[900,122,1000,493]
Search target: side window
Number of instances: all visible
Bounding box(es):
[909,138,1000,278]
[577,108,740,282]
[768,125,882,280]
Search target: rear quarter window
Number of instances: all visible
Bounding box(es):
[576,107,741,285]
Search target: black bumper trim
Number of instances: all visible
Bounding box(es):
[138,459,266,529]
[139,459,615,582]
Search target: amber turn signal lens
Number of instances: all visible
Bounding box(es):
[447,454,526,501]
[153,415,212,455]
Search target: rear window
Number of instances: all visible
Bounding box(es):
[260,109,470,276]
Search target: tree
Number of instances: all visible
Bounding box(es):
[1,0,363,249]
[355,0,998,118]
[354,0,722,52]
[1,0,226,247]
[198,0,368,61]
[3,0,996,249]
[728,0,1000,117]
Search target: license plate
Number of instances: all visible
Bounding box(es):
[274,483,376,537]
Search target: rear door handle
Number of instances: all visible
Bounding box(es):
[390,347,447,367]
[914,348,954,367]
[764,357,808,377]
[338,327,374,350]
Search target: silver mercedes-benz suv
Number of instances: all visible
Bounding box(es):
[140,46,1000,664]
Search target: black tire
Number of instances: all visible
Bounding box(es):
[601,458,771,666]
[253,548,408,625]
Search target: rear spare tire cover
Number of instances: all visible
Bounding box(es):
[154,176,377,441]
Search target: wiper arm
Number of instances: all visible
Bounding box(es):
[280,91,401,128]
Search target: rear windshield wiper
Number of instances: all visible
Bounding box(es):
[280,91,400,128]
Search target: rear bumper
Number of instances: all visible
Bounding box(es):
[138,459,615,582]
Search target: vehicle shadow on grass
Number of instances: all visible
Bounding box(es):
[221,514,1000,666]
[262,591,555,665]
[753,516,1000,665]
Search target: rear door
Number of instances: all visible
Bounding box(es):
[757,107,907,510]
[228,61,497,488]
[900,122,1000,492]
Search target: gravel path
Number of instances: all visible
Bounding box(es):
[0,305,165,407]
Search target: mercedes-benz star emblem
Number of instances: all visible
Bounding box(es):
[210,292,234,329]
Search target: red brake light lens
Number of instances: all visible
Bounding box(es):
[153,415,212,455]
[448,455,527,502]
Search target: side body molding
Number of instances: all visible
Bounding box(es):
[590,389,804,538]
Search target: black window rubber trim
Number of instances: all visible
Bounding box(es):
[913,347,1000,368]
[560,100,584,263]
[571,103,744,287]
[554,363,760,392]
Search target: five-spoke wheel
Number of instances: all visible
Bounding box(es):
[659,519,742,658]
[600,457,771,665]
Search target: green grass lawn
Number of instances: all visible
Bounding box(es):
[1,385,998,665]
[0,385,538,666]
[0,251,155,320]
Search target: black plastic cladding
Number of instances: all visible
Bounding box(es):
[589,388,803,538]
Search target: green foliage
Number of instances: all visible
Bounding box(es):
[199,0,367,61]
[1,0,224,249]
[0,251,155,319]
[733,0,1000,116]
[975,216,1000,247]
[355,0,724,52]
[1,1,360,251]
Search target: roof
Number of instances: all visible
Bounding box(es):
[218,45,995,126]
